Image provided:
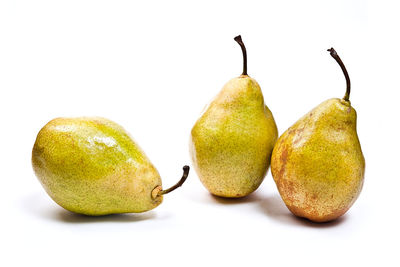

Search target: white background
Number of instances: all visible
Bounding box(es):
[1,1,399,266]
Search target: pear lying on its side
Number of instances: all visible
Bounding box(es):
[271,48,365,222]
[190,36,278,198]
[32,117,189,216]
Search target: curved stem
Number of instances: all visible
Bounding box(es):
[327,47,351,101]
[158,166,190,196]
[234,35,248,76]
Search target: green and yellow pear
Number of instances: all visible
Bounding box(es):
[271,48,365,222]
[190,36,278,198]
[32,117,189,216]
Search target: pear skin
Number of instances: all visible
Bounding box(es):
[32,117,189,216]
[190,36,278,198]
[271,48,365,222]
[271,99,364,222]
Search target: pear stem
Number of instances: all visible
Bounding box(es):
[328,47,351,101]
[234,35,248,76]
[158,166,190,196]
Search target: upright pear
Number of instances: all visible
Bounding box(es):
[190,36,278,198]
[271,48,365,222]
[32,117,189,216]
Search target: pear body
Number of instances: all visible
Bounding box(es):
[32,117,162,215]
[271,98,365,222]
[190,75,278,197]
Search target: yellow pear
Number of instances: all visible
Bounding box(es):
[32,117,189,216]
[271,48,365,222]
[190,36,278,198]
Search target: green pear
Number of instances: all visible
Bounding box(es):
[32,117,189,216]
[271,48,365,222]
[190,36,278,198]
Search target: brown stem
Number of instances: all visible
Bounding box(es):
[327,47,351,101]
[158,166,190,196]
[234,35,248,76]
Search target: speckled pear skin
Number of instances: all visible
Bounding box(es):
[190,75,278,198]
[32,117,162,216]
[271,98,365,222]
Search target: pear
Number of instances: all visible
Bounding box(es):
[32,117,189,216]
[190,36,278,198]
[271,48,365,222]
